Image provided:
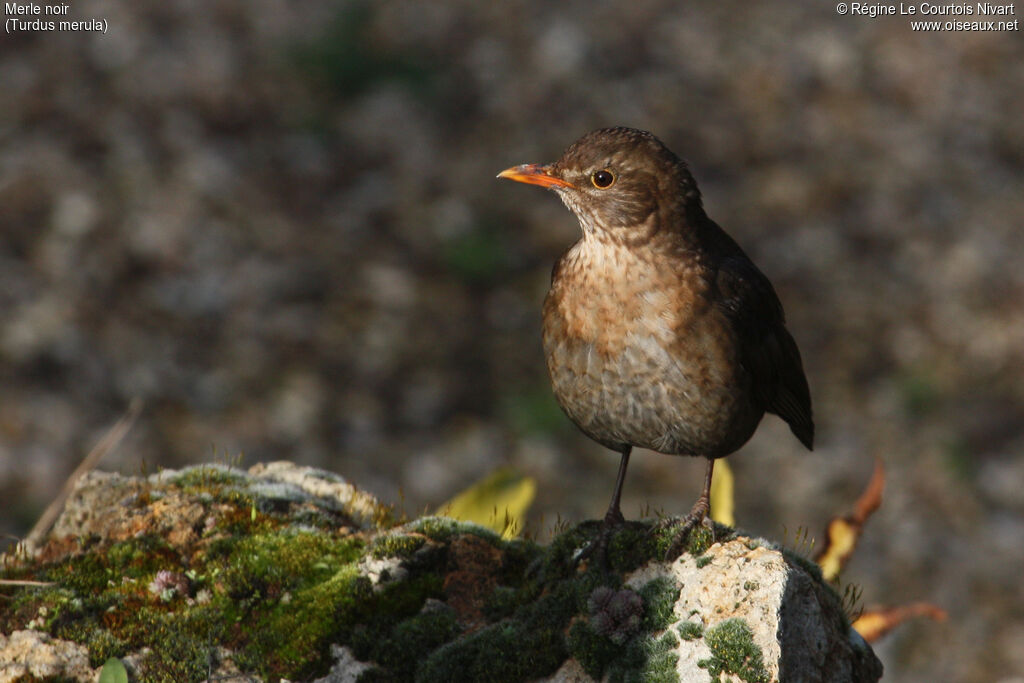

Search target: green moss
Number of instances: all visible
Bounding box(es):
[743,581,760,591]
[543,520,674,575]
[18,520,370,679]
[686,525,714,556]
[694,555,713,569]
[698,618,769,683]
[370,533,426,559]
[418,616,564,681]
[232,566,365,678]
[166,464,249,491]
[641,518,735,562]
[418,579,576,681]
[364,605,461,679]
[84,629,127,665]
[229,544,450,681]
[409,517,500,545]
[572,629,682,683]
[617,631,680,683]
[646,521,681,561]
[123,607,220,680]
[41,535,179,595]
[606,522,658,573]
[567,619,624,679]
[541,523,596,576]
[219,530,362,603]
[483,585,520,621]
[496,538,543,585]
[639,577,680,631]
[345,574,446,658]
[780,546,825,583]
[678,620,704,641]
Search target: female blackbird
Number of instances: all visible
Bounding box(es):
[499,127,813,552]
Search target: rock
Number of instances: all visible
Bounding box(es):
[0,630,94,683]
[311,645,374,683]
[43,462,391,556]
[0,463,881,682]
[618,542,881,683]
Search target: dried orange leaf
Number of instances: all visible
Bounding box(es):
[852,458,885,524]
[815,459,885,582]
[853,602,948,643]
[817,518,858,582]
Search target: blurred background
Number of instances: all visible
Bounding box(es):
[1,1,1022,680]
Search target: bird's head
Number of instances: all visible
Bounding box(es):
[498,127,703,243]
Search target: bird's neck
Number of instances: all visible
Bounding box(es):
[567,225,706,280]
[574,201,708,257]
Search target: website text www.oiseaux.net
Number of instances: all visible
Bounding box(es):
[838,2,1019,30]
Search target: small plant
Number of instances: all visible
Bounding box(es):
[98,658,128,683]
[587,586,643,645]
[841,582,865,623]
[781,524,816,558]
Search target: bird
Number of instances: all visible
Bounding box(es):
[498,127,813,556]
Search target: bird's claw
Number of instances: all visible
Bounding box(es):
[658,505,715,561]
[573,519,620,572]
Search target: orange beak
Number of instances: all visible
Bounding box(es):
[497,163,576,190]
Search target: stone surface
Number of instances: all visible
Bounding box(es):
[47,461,388,550]
[0,630,95,683]
[311,645,374,683]
[244,461,389,529]
[622,543,880,683]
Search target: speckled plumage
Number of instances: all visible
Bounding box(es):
[543,233,763,457]
[499,127,813,548]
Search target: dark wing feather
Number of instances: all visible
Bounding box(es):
[709,233,814,450]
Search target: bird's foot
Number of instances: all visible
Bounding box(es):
[657,498,716,561]
[574,507,626,572]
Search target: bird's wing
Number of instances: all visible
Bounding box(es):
[713,250,814,450]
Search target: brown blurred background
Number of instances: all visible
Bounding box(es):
[2,1,1022,680]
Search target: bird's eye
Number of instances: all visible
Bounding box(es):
[591,169,615,189]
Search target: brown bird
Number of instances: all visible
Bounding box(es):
[498,127,813,553]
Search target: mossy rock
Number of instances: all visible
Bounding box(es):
[0,464,882,682]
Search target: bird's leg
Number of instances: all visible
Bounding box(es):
[603,445,631,526]
[664,458,716,559]
[683,457,715,531]
[577,446,631,569]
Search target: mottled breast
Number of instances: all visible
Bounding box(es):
[542,235,763,457]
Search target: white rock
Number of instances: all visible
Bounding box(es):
[546,539,882,683]
[0,630,95,683]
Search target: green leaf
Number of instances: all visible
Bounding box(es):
[98,657,129,683]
